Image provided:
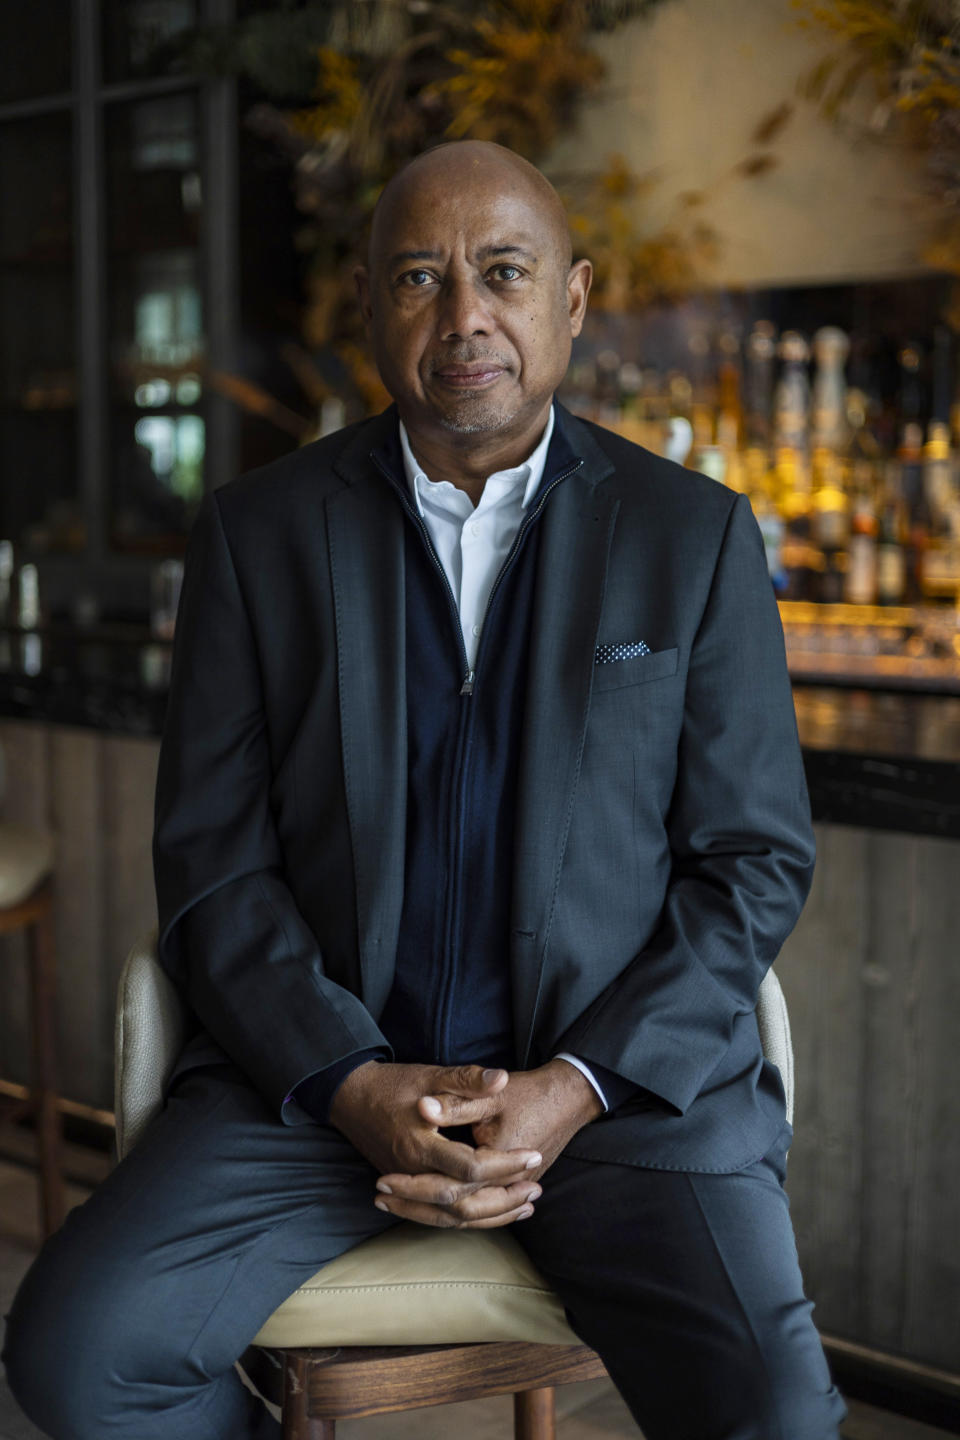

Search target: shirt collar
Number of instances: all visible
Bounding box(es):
[399,405,555,517]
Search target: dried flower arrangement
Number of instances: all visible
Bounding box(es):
[795,0,960,322]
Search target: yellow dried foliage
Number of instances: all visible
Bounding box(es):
[566,155,719,309]
[794,0,960,127]
[288,46,364,142]
[432,19,604,151]
[799,1,960,328]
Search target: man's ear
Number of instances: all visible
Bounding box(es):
[354,265,373,327]
[567,258,592,338]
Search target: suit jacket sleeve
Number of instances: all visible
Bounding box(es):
[153,490,392,1120]
[557,491,815,1113]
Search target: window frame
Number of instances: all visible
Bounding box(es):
[0,0,238,602]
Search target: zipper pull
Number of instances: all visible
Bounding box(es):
[460,670,475,696]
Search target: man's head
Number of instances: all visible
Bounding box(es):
[356,142,591,455]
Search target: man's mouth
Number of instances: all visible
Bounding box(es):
[432,364,506,389]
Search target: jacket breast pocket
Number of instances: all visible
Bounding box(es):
[592,645,679,693]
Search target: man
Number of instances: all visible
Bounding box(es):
[4,141,845,1438]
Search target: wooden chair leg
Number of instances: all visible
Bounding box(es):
[28,896,64,1237]
[514,1386,556,1440]
[282,1353,335,1440]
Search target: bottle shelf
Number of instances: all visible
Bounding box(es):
[780,601,960,691]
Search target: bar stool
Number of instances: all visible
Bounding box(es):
[0,820,64,1237]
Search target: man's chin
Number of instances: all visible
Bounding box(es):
[432,395,520,436]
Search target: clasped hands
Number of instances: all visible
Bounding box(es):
[328,1058,603,1229]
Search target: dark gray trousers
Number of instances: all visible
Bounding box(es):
[3,1062,846,1440]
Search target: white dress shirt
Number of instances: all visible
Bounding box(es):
[398,407,609,1113]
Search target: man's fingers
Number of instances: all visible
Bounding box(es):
[374,1179,540,1229]
[418,1092,501,1126]
[375,1198,535,1230]
[416,1135,542,1184]
[377,1172,542,1209]
[431,1064,508,1098]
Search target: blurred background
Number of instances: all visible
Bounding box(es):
[2,1,960,1433]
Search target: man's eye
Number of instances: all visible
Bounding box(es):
[401,270,434,287]
[490,265,522,282]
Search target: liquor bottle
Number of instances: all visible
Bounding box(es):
[773,332,811,463]
[923,420,955,536]
[687,336,717,477]
[897,342,926,432]
[921,421,960,599]
[811,326,850,453]
[744,320,777,453]
[847,508,879,604]
[665,371,694,465]
[778,449,822,601]
[845,385,881,466]
[744,448,786,591]
[716,329,744,453]
[876,464,907,606]
[811,446,850,604]
[931,325,953,428]
[898,421,929,603]
[703,330,742,488]
[687,329,716,420]
[845,460,879,605]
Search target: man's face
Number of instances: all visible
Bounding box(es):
[358,163,591,443]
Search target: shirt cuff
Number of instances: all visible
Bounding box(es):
[553,1053,643,1115]
[553,1053,610,1112]
[286,1047,389,1124]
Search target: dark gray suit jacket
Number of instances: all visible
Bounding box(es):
[154,404,815,1173]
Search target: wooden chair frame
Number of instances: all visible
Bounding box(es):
[240,1338,608,1440]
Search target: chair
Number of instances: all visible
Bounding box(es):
[0,818,63,1238]
[115,931,795,1439]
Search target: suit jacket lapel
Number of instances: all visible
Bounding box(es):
[512,411,618,1065]
[327,413,407,1019]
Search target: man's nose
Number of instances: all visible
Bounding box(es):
[438,276,494,339]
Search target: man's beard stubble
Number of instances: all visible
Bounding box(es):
[436,396,518,434]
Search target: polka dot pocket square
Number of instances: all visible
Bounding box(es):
[595,641,652,665]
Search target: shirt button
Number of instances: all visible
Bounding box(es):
[472,624,481,637]
[471,523,480,536]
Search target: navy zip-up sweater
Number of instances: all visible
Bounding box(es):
[295,415,636,1118]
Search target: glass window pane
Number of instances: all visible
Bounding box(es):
[106,92,204,551]
[0,114,81,557]
[101,0,197,84]
[0,1,71,104]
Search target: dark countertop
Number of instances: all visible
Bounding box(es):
[2,633,959,838]
[0,629,169,739]
[794,687,960,839]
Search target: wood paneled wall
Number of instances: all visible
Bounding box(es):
[1,721,957,1371]
[0,720,158,1110]
[777,824,960,1372]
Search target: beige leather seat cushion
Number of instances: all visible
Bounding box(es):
[0,822,54,908]
[253,1221,579,1348]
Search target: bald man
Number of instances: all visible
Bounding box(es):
[4,143,845,1438]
